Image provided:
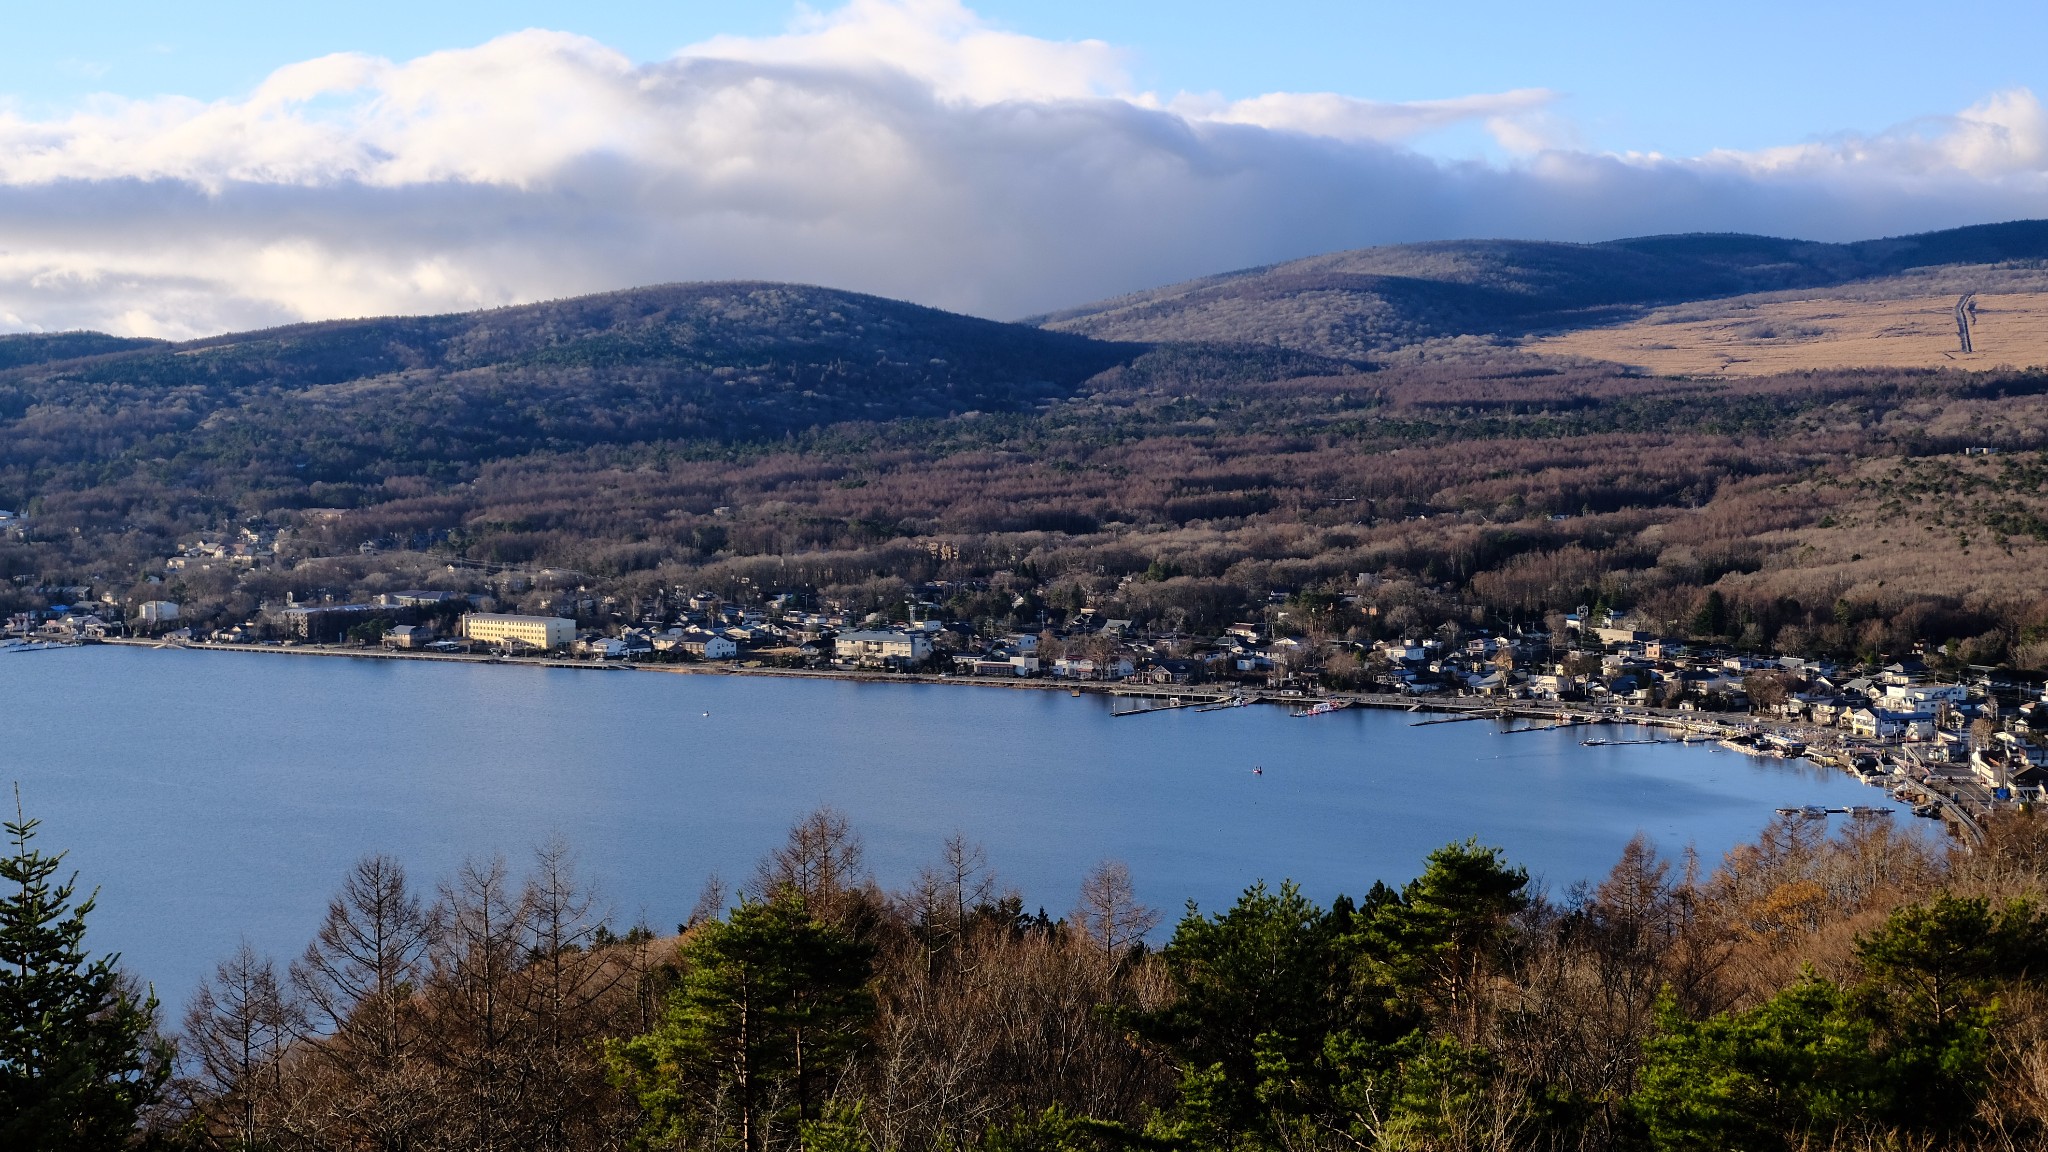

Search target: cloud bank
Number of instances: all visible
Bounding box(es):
[2,0,2047,337]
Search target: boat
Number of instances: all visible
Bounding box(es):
[1843,806,1893,818]
[1291,700,1346,718]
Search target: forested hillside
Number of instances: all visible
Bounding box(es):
[0,330,161,370]
[0,281,1135,511]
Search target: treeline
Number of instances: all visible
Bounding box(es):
[11,799,2048,1151]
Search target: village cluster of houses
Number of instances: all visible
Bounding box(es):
[14,562,2048,779]
[163,526,280,573]
[1367,620,2021,731]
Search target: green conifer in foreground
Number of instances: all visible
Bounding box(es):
[0,792,169,1150]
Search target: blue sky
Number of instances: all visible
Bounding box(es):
[10,1,2044,157]
[3,0,2047,335]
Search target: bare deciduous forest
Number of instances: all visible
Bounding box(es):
[12,801,2048,1151]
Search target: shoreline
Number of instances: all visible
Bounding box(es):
[72,636,1977,840]
[86,635,1822,736]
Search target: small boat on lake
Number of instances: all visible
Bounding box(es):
[1292,700,1346,718]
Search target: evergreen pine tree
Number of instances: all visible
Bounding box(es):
[606,890,875,1152]
[0,793,169,1149]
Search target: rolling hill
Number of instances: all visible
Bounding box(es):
[1032,220,2048,362]
[0,282,1141,497]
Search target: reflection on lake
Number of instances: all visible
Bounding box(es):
[2,647,1911,1007]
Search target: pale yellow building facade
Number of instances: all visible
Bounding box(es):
[460,613,576,650]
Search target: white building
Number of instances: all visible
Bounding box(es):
[1054,656,1134,680]
[834,629,932,668]
[679,632,738,660]
[1888,683,1968,708]
[135,601,180,626]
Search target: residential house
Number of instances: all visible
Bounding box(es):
[678,631,738,660]
[1886,683,1969,708]
[382,624,434,649]
[1848,708,1937,741]
[1052,655,1134,680]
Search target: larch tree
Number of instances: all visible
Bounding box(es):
[425,853,531,1152]
[182,942,302,1151]
[289,852,435,1152]
[1073,860,1159,963]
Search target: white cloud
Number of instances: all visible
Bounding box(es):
[684,0,1129,104]
[1705,88,2048,180]
[1187,88,1560,151]
[0,0,2046,337]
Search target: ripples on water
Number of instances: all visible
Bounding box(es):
[2,647,1911,1007]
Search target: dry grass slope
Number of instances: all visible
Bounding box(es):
[1531,290,2048,376]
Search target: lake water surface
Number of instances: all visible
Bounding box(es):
[3,646,1906,1008]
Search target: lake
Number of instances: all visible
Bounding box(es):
[2,645,1907,1009]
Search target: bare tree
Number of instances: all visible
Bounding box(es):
[426,853,532,1152]
[750,807,874,929]
[288,853,436,1152]
[751,807,864,902]
[907,834,999,950]
[516,835,639,1152]
[1072,860,1159,961]
[181,943,302,1150]
[684,872,728,932]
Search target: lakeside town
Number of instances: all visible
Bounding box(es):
[9,530,2042,840]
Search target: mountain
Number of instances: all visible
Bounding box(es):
[1032,220,2048,359]
[0,282,1138,496]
